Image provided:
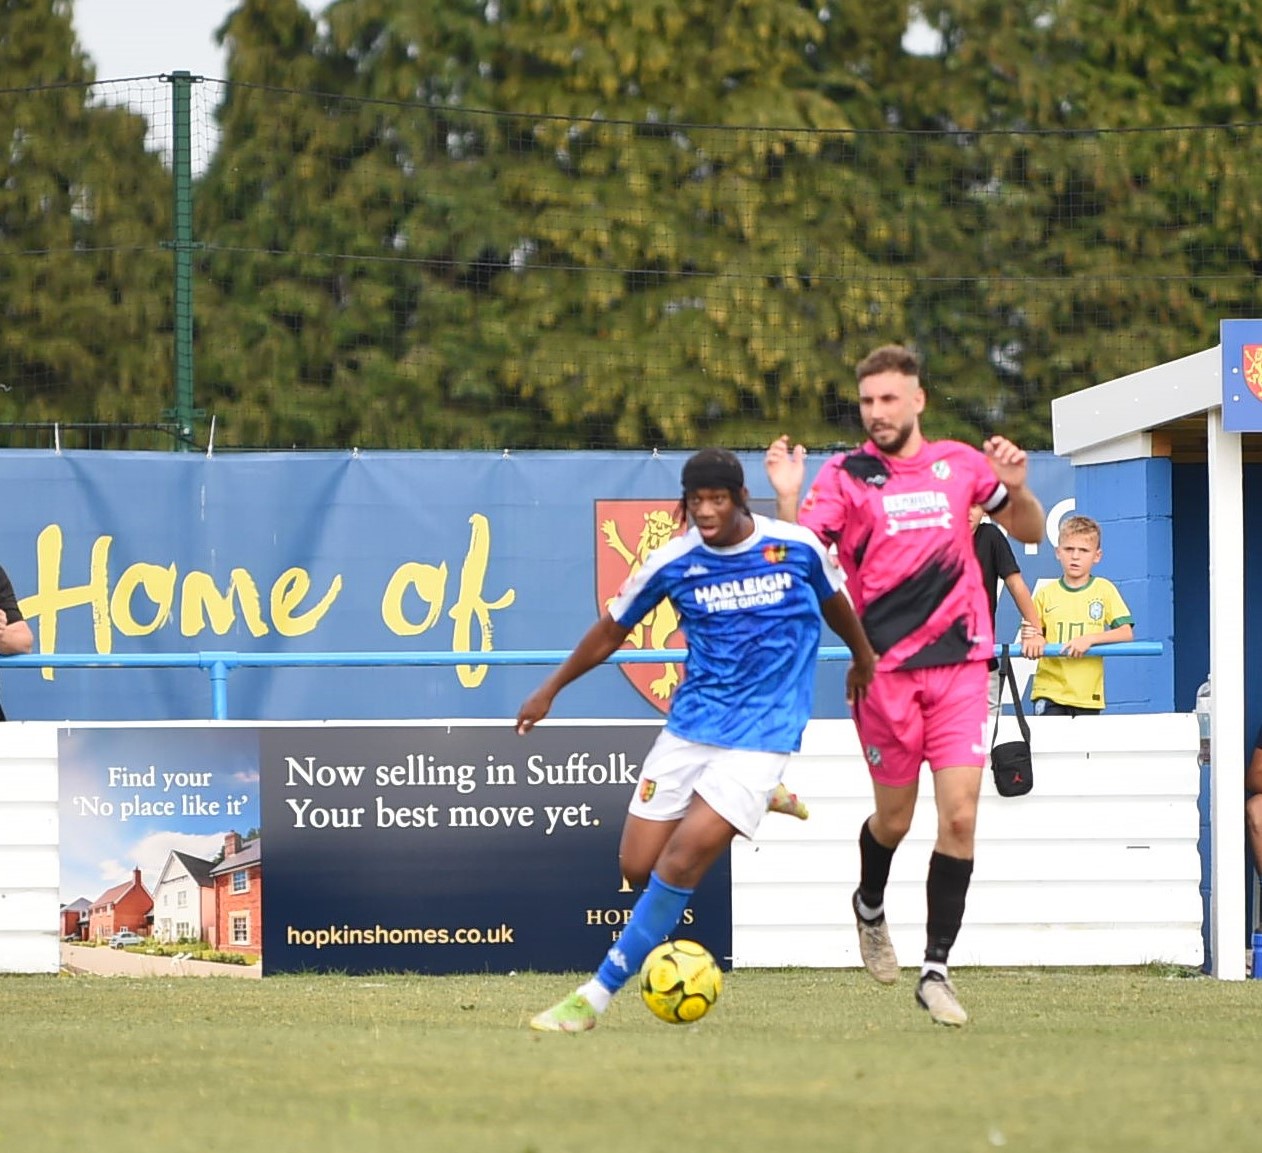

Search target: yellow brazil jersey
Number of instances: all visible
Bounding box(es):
[1030,576,1134,710]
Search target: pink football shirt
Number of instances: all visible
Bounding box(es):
[799,439,1007,672]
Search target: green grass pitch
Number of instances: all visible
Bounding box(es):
[1,966,1257,1153]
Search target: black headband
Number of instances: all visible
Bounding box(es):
[681,449,744,494]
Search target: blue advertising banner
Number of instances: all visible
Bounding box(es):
[56,723,733,976]
[1220,318,1262,432]
[2,450,1075,722]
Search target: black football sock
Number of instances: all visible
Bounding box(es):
[857,817,897,917]
[924,850,974,966]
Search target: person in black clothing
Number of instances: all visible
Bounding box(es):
[0,564,33,720]
[969,505,1040,715]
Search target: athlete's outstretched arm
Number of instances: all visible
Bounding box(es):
[820,592,877,705]
[516,614,632,733]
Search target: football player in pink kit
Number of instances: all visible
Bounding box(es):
[766,344,1044,1026]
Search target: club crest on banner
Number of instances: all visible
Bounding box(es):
[1220,320,1262,431]
[1245,344,1262,401]
[596,500,687,713]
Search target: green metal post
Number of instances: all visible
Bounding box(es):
[168,71,196,451]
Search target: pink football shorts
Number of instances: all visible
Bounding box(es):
[852,661,989,788]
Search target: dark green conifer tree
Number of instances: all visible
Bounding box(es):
[0,0,172,444]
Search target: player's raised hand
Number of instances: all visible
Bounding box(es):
[983,435,1028,490]
[765,435,807,499]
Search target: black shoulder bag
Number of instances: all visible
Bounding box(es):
[990,646,1033,797]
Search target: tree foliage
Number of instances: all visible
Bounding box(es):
[0,0,172,442]
[4,0,1262,451]
[192,0,916,449]
[901,0,1262,445]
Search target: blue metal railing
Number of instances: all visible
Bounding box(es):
[3,642,1164,720]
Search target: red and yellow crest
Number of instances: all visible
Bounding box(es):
[595,500,687,714]
[1244,344,1262,401]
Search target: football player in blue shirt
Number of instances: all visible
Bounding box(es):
[518,447,877,1032]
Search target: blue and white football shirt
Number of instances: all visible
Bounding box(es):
[608,515,848,753]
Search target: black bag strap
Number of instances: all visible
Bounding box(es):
[991,645,1031,749]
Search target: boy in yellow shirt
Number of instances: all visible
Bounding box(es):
[1020,515,1134,715]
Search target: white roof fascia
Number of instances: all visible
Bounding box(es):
[1065,432,1153,466]
[1051,345,1220,457]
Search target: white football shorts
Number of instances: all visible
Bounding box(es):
[627,729,790,840]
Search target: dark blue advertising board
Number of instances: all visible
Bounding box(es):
[57,723,733,977]
[260,723,732,975]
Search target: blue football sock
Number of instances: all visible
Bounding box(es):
[594,871,693,994]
